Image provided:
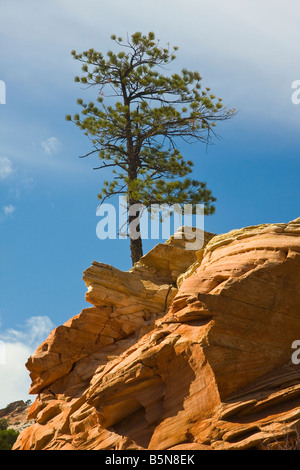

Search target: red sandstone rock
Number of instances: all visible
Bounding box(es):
[13,220,300,450]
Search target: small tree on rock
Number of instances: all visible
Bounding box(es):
[66,32,235,265]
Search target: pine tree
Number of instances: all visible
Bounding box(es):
[66,32,235,265]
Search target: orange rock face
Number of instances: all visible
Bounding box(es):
[13,221,300,450]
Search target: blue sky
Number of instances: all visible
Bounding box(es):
[0,0,300,407]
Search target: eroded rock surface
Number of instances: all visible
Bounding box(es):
[13,220,300,450]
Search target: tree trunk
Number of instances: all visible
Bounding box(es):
[122,90,143,265]
[130,236,143,265]
[128,202,143,265]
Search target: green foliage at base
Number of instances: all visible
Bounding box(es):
[0,419,19,450]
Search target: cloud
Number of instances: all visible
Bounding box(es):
[41,137,61,156]
[0,316,54,408]
[1,316,54,347]
[0,341,33,408]
[3,204,16,217]
[0,157,13,180]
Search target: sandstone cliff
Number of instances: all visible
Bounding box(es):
[13,220,300,450]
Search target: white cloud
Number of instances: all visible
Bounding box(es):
[0,157,13,180]
[0,341,33,408]
[0,316,54,408]
[0,316,54,348]
[3,204,16,217]
[41,137,61,156]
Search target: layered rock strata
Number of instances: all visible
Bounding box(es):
[13,220,300,450]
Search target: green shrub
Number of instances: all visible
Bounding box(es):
[0,419,19,450]
[0,428,19,450]
[0,418,8,431]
